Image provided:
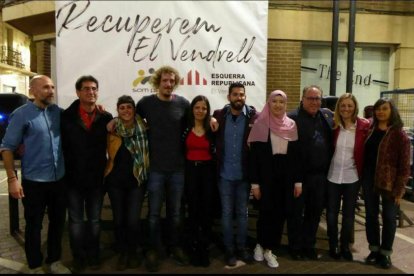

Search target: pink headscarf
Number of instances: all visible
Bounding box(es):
[248,90,298,143]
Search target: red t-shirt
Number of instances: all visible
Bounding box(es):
[185,130,212,161]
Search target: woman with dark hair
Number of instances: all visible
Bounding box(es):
[326,93,370,261]
[104,95,149,271]
[362,98,411,269]
[182,95,216,267]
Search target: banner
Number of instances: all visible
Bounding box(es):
[55,0,268,114]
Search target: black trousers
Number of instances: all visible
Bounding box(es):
[21,179,67,269]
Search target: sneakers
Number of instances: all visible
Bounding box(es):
[264,250,279,268]
[47,261,72,274]
[170,247,190,265]
[253,244,264,262]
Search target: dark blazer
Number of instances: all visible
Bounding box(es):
[249,137,303,210]
[61,99,113,188]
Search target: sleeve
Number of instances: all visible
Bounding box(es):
[393,131,411,199]
[249,141,260,185]
[0,110,25,152]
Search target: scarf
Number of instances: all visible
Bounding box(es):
[248,90,298,143]
[115,115,149,184]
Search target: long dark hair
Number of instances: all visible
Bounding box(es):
[188,95,211,131]
[373,98,403,129]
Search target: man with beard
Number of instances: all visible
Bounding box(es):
[213,82,258,267]
[1,75,70,273]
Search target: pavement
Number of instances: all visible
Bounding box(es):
[1,168,414,274]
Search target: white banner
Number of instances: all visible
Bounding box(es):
[55,0,268,114]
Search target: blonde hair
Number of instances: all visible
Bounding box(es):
[149,66,181,90]
[333,93,359,129]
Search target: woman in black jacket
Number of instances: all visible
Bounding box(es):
[248,90,303,268]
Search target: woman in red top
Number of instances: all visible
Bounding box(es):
[182,95,216,267]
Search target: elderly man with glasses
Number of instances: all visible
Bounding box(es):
[287,85,334,261]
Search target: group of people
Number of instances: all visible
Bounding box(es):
[0,65,411,273]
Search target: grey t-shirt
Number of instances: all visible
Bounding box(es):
[136,94,190,172]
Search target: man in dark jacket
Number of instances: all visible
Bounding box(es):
[288,85,333,260]
[61,75,113,273]
[213,82,258,267]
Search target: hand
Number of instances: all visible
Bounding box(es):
[251,186,261,200]
[106,118,117,132]
[210,117,219,132]
[96,104,106,113]
[395,197,401,206]
[293,186,302,198]
[8,178,24,199]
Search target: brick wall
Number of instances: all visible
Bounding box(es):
[267,40,302,112]
[35,40,51,76]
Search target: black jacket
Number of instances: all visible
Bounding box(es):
[61,99,113,187]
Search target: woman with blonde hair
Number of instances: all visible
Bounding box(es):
[326,93,370,261]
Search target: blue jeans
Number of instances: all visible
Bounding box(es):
[326,181,360,249]
[107,184,146,253]
[21,179,67,269]
[362,171,398,256]
[147,171,184,249]
[67,186,104,260]
[218,178,250,251]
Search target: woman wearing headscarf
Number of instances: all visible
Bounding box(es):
[248,90,303,268]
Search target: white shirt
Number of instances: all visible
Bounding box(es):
[327,124,359,184]
[270,131,288,154]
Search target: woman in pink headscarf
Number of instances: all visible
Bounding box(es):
[248,90,304,268]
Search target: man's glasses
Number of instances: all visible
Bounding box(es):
[304,96,321,101]
[80,86,98,92]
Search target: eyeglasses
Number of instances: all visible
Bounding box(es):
[304,96,321,101]
[80,86,98,92]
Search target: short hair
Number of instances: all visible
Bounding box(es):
[75,75,99,91]
[363,105,374,119]
[373,98,403,129]
[30,75,50,88]
[302,85,323,97]
[333,93,359,129]
[188,95,211,131]
[116,95,135,108]
[228,82,245,95]
[149,66,181,90]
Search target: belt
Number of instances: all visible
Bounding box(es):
[188,160,210,166]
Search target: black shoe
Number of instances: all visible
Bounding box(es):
[199,248,210,267]
[303,248,322,260]
[329,247,341,260]
[145,249,160,272]
[127,252,142,269]
[341,249,353,261]
[116,253,128,271]
[377,254,392,269]
[225,250,237,267]
[88,256,101,270]
[69,258,86,274]
[170,247,190,266]
[365,251,379,265]
[236,248,254,264]
[289,249,303,260]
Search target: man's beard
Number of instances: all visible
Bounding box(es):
[230,100,244,111]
